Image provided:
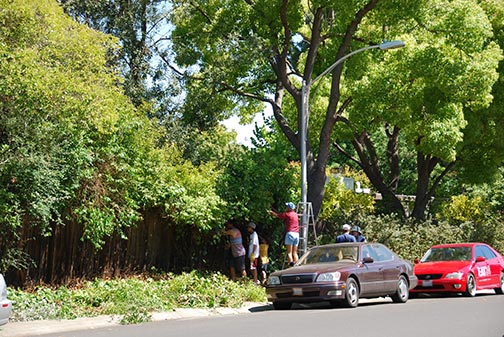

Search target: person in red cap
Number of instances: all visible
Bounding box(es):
[269,202,299,266]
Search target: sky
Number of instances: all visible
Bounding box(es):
[221,105,272,147]
[221,115,260,147]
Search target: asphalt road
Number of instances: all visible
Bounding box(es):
[37,292,504,337]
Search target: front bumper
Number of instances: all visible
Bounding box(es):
[411,278,467,293]
[266,282,347,303]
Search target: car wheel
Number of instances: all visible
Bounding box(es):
[464,273,476,297]
[391,275,409,303]
[494,272,504,295]
[343,277,359,308]
[272,301,291,310]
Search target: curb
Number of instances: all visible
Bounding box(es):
[0,302,271,337]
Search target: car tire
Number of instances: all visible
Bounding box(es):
[391,275,409,303]
[494,272,504,295]
[272,301,291,310]
[343,277,359,308]
[464,273,477,297]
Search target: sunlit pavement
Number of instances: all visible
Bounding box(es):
[1,291,496,337]
[0,302,270,337]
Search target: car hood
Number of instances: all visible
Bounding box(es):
[414,261,472,274]
[272,261,357,276]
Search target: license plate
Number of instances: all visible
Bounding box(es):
[422,280,432,287]
[292,288,303,296]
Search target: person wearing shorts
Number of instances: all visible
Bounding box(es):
[222,221,246,280]
[259,235,270,284]
[269,202,299,266]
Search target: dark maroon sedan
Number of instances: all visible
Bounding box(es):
[266,242,417,309]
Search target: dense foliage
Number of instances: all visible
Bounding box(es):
[168,0,504,220]
[1,0,504,291]
[0,0,229,280]
[9,272,266,324]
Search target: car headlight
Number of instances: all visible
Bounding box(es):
[445,272,464,279]
[268,276,281,285]
[316,272,341,282]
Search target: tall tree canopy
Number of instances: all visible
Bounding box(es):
[169,0,504,219]
[0,0,227,276]
[59,0,178,111]
[338,0,504,218]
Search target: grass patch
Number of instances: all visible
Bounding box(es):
[8,271,266,324]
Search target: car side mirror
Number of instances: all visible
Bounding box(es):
[414,258,420,264]
[363,256,374,263]
[475,256,485,262]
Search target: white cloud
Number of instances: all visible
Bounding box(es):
[221,105,272,147]
[221,115,256,147]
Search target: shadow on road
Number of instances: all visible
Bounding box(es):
[250,290,497,313]
[410,290,496,300]
[250,297,395,312]
[248,304,273,313]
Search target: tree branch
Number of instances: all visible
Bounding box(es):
[219,81,274,104]
[189,1,212,24]
[334,96,353,119]
[428,160,456,198]
[153,45,185,78]
[333,141,364,168]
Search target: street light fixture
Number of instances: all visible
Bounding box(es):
[299,40,405,254]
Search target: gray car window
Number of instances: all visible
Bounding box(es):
[371,244,394,262]
[478,245,496,260]
[475,246,486,259]
[362,245,378,261]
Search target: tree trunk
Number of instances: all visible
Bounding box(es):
[411,152,440,220]
[308,157,327,218]
[269,0,380,219]
[333,124,406,216]
[386,125,400,192]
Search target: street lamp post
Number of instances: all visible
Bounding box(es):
[299,40,405,254]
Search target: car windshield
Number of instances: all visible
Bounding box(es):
[421,247,472,262]
[297,245,359,265]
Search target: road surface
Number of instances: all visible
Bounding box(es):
[38,292,504,337]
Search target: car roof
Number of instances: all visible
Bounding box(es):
[311,242,370,249]
[430,243,485,249]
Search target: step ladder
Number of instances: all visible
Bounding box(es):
[282,202,318,268]
[296,201,318,257]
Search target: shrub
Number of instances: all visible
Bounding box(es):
[344,214,504,261]
[319,167,375,223]
[9,272,267,324]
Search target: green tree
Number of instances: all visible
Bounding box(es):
[59,0,178,110]
[218,130,297,221]
[169,0,503,220]
[339,0,503,219]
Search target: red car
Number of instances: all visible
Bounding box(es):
[412,243,504,296]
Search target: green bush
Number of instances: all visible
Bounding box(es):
[348,214,504,261]
[319,167,375,223]
[9,272,267,324]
